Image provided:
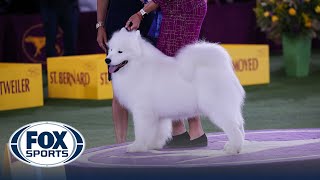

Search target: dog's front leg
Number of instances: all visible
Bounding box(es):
[150,118,172,149]
[127,110,158,152]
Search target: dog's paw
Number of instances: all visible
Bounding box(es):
[147,138,168,150]
[126,142,148,153]
[224,142,241,155]
[148,142,164,150]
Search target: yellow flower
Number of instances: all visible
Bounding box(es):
[288,8,296,16]
[272,15,279,22]
[303,13,312,28]
[305,21,312,28]
[264,11,270,17]
[302,13,310,22]
[304,0,310,3]
[315,6,320,13]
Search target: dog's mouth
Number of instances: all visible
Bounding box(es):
[108,60,128,73]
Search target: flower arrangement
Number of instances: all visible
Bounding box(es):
[254,0,320,40]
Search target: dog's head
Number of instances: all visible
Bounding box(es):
[106,28,143,74]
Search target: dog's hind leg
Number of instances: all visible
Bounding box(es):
[208,111,244,154]
[197,81,244,154]
[127,111,158,152]
[149,118,172,149]
[238,112,245,140]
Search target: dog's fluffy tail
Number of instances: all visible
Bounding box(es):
[176,42,245,97]
[176,42,234,80]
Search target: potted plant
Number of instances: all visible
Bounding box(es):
[254,0,320,77]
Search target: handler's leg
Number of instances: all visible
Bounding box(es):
[167,119,207,147]
[165,121,189,148]
[188,116,204,140]
[112,97,128,144]
[172,121,186,136]
[188,116,207,146]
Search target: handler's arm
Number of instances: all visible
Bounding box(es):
[96,0,109,52]
[143,1,159,14]
[125,1,159,30]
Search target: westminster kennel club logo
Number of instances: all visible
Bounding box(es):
[9,121,85,167]
[22,24,64,63]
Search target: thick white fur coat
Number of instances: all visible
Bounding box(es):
[107,29,245,154]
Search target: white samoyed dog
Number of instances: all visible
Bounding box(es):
[107,28,245,154]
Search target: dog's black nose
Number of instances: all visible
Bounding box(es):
[105,58,111,64]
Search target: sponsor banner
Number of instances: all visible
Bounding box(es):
[0,63,43,111]
[47,45,269,101]
[47,54,112,100]
[223,44,270,86]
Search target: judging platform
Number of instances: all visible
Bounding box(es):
[4,129,320,180]
[65,129,320,179]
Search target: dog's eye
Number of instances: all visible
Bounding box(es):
[118,51,123,54]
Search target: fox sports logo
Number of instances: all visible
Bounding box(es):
[9,121,85,167]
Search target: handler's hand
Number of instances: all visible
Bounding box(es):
[125,13,142,31]
[97,27,108,52]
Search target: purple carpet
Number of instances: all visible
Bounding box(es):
[68,129,320,168]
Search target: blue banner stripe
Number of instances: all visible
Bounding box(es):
[65,126,84,143]
[11,145,30,163]
[11,126,29,143]
[65,145,84,163]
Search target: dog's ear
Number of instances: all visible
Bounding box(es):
[134,30,142,42]
[120,27,127,32]
[133,30,142,56]
[135,30,141,37]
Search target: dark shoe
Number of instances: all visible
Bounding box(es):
[188,133,208,147]
[165,132,208,148]
[164,131,190,148]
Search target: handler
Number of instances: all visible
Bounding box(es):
[126,0,208,147]
[97,0,208,147]
[96,0,155,143]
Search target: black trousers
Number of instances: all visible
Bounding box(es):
[40,1,79,57]
[105,0,154,40]
[106,0,155,80]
